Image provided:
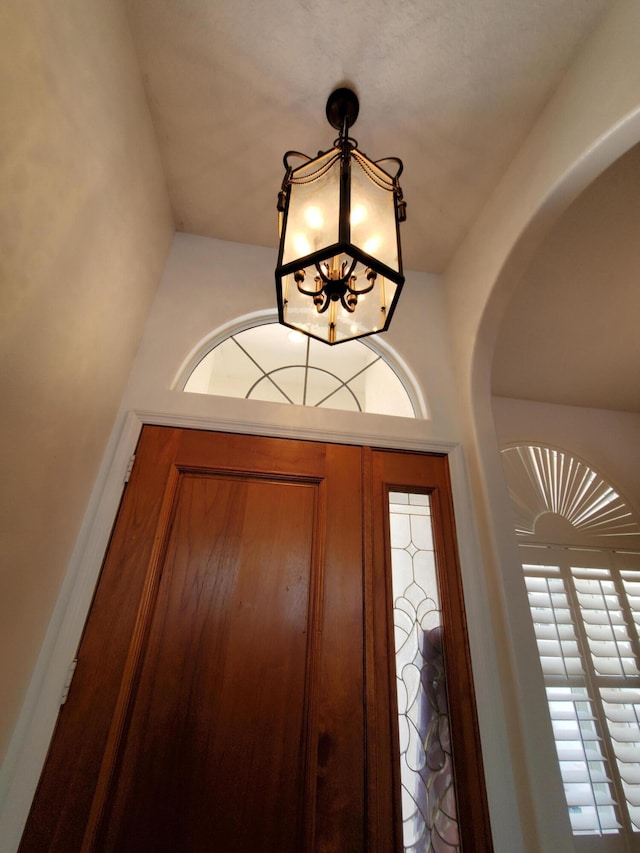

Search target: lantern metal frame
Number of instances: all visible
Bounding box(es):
[275,88,407,345]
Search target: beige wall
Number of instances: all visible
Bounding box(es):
[0,0,173,760]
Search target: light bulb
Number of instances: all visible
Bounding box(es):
[294,234,312,256]
[288,330,305,344]
[363,236,380,256]
[350,204,367,226]
[304,206,324,229]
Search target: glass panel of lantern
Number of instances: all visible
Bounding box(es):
[281,148,341,268]
[350,153,400,274]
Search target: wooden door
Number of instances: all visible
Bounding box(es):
[20,428,491,852]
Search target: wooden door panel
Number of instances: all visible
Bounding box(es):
[99,473,319,851]
[312,443,365,852]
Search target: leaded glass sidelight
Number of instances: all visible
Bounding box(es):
[389,491,460,852]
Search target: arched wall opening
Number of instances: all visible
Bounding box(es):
[465,128,640,853]
[483,137,640,848]
[446,14,640,848]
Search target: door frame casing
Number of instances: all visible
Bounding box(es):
[0,407,495,852]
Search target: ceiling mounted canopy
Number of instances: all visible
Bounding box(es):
[275,88,407,345]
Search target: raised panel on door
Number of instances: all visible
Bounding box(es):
[98,472,317,851]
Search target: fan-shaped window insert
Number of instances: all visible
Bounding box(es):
[502,445,640,842]
[501,445,640,545]
[182,321,420,418]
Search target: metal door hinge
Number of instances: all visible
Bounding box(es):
[60,659,78,706]
[124,454,136,484]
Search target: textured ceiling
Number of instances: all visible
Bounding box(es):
[124,0,638,413]
[125,0,609,273]
[492,141,640,413]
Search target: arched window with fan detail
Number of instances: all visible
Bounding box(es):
[501,444,640,844]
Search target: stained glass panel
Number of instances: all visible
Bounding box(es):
[389,491,460,853]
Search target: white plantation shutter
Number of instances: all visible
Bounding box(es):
[525,570,583,677]
[524,563,620,835]
[572,569,639,678]
[522,548,640,839]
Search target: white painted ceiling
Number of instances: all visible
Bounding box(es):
[125,0,639,412]
[125,0,608,272]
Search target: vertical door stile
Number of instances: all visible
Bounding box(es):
[301,465,327,853]
[430,467,493,852]
[82,460,183,851]
[366,446,404,853]
[312,442,366,852]
[362,446,378,849]
[363,446,383,851]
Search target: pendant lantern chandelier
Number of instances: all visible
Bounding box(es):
[275,88,407,345]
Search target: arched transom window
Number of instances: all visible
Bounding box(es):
[182,320,421,418]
